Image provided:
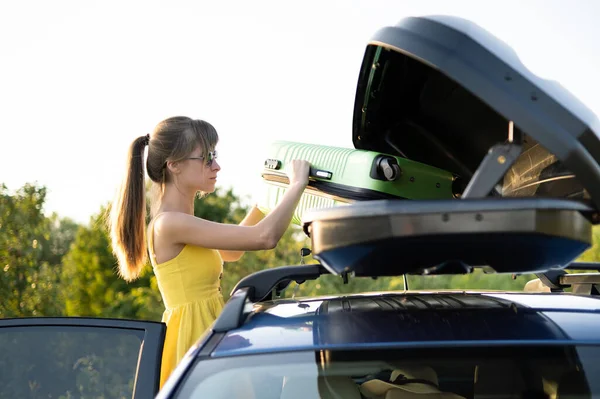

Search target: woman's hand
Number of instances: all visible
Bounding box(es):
[287,159,310,188]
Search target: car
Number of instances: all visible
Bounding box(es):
[2,15,600,399]
[3,264,600,398]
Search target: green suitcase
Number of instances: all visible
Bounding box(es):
[259,141,459,224]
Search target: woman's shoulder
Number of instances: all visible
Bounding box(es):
[152,211,197,233]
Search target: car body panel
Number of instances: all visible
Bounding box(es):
[211,293,600,357]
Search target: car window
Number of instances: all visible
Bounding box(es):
[174,345,600,399]
[0,324,145,399]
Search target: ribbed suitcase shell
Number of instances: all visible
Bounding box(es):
[259,141,457,224]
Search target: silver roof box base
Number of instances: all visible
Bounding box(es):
[302,198,593,276]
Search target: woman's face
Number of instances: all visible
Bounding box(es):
[172,146,220,194]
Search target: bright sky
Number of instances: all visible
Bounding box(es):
[1,0,599,223]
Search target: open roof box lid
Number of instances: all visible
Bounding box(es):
[302,16,600,277]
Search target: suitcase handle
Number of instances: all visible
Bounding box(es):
[264,158,332,180]
[309,168,333,180]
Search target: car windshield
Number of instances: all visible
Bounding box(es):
[174,345,599,399]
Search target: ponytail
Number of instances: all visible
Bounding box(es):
[108,134,150,281]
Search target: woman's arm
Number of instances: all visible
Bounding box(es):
[155,160,310,252]
[218,205,265,262]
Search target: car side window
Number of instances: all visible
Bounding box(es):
[0,325,145,399]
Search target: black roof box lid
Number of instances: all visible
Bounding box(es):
[353,16,600,213]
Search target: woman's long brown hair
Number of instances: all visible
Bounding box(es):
[108,117,218,281]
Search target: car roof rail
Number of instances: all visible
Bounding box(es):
[212,264,329,332]
[231,263,329,303]
[217,261,600,332]
[536,262,600,295]
[226,261,600,304]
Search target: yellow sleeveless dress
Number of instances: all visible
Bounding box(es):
[148,219,225,389]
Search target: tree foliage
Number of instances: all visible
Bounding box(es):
[0,184,75,317]
[60,208,163,320]
[578,227,600,262]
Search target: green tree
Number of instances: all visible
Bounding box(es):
[221,225,307,300]
[196,187,309,300]
[0,183,75,317]
[61,207,163,320]
[578,226,600,262]
[194,187,247,224]
[45,213,80,266]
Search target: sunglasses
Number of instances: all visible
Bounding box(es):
[185,150,218,167]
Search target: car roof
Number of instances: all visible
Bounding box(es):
[210,291,600,358]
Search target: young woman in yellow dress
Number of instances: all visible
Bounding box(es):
[108,116,310,388]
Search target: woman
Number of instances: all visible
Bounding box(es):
[108,116,310,388]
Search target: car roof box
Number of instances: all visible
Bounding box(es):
[302,198,593,276]
[352,16,600,215]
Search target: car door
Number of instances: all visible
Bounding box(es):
[0,317,165,399]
